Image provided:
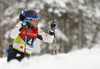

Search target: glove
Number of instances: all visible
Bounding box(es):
[22,18,29,26]
[51,20,57,29]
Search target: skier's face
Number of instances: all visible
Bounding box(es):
[29,18,39,27]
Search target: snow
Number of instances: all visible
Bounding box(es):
[4,6,15,16]
[48,8,53,13]
[18,2,26,8]
[95,8,100,17]
[0,17,11,26]
[54,9,59,14]
[43,0,54,4]
[56,28,68,42]
[0,47,100,69]
[79,0,85,4]
[12,15,19,23]
[4,30,11,39]
[28,1,37,8]
[1,1,100,68]
[55,0,66,8]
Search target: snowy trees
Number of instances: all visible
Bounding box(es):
[0,0,100,57]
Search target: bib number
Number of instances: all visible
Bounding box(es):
[28,39,32,45]
[27,38,35,48]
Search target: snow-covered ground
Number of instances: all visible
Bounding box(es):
[0,47,100,69]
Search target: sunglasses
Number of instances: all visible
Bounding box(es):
[26,17,39,21]
[29,18,39,21]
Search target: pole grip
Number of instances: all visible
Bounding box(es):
[52,20,56,31]
[53,27,55,31]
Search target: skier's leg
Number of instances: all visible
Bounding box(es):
[7,52,17,62]
[15,53,24,61]
[15,53,30,61]
[7,44,21,62]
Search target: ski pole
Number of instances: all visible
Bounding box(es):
[24,25,28,57]
[54,30,57,55]
[52,20,57,55]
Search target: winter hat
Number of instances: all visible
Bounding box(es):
[22,8,39,19]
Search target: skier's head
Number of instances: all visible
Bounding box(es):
[19,8,39,21]
[19,8,39,27]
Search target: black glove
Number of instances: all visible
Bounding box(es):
[51,20,57,30]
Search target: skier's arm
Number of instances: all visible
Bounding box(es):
[37,20,57,43]
[37,29,54,43]
[10,18,28,39]
[10,22,24,39]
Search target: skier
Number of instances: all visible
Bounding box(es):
[7,8,57,62]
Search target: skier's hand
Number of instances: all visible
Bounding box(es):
[22,18,30,26]
[22,19,27,25]
[51,20,57,29]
